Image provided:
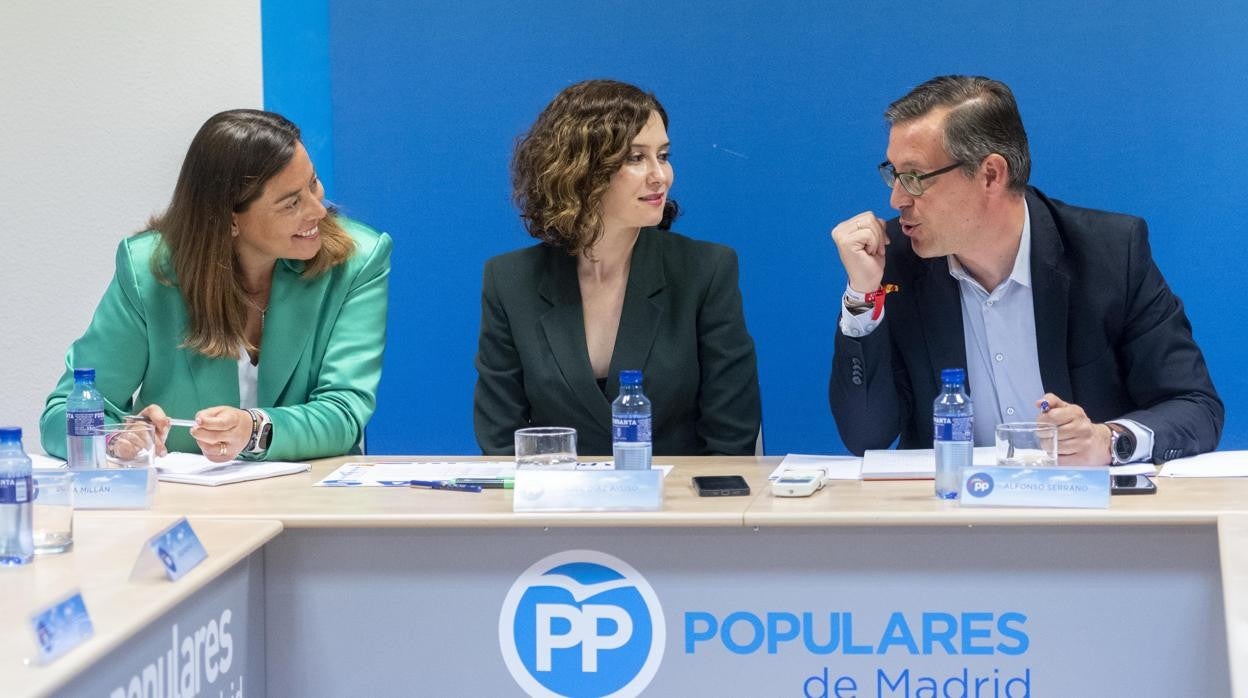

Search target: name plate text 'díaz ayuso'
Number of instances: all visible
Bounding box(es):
[513,468,663,512]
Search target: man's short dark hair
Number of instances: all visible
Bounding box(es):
[885,75,1031,191]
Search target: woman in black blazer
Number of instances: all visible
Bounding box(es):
[473,79,761,456]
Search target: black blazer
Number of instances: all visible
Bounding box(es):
[830,187,1223,461]
[474,227,762,456]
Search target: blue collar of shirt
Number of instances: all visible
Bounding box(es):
[948,200,1033,293]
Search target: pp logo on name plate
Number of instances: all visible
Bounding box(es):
[966,472,995,498]
[499,550,666,698]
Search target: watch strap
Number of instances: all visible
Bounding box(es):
[244,409,272,454]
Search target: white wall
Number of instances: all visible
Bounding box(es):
[0,0,263,453]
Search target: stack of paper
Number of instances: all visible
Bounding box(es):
[155,452,309,486]
[768,454,861,480]
[314,461,671,487]
[1158,451,1248,478]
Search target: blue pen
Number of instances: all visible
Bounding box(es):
[409,479,483,493]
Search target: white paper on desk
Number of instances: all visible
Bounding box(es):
[154,452,309,485]
[861,446,996,479]
[317,461,515,486]
[315,461,673,486]
[155,452,236,475]
[769,454,861,480]
[158,461,310,486]
[30,453,66,469]
[1158,451,1248,478]
[1110,463,1158,476]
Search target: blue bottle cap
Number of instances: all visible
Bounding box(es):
[940,368,965,385]
[73,368,96,381]
[0,427,21,442]
[619,370,643,385]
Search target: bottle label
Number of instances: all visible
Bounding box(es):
[67,410,104,437]
[0,475,32,504]
[612,415,652,443]
[933,415,973,442]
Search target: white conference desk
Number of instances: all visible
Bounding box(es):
[7,456,1247,697]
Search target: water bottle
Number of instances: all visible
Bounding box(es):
[0,427,34,566]
[933,368,973,500]
[612,370,652,471]
[66,367,106,468]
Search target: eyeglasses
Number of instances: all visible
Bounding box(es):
[878,160,965,197]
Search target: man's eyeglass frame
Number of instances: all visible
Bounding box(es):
[878,161,966,196]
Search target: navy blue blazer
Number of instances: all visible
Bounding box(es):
[474,227,761,456]
[830,188,1223,461]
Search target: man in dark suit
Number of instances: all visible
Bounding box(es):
[829,75,1222,464]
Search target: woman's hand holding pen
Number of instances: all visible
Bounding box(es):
[134,404,173,457]
[1035,393,1112,465]
[189,406,252,462]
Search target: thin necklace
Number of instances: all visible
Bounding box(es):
[243,293,269,330]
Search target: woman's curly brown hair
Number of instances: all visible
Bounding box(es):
[512,79,677,255]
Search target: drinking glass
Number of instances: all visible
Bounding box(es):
[514,427,577,469]
[32,470,74,554]
[995,422,1059,467]
[95,421,158,469]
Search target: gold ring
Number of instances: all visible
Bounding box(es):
[218,444,227,457]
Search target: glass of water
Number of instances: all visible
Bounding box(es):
[995,422,1059,467]
[514,427,577,469]
[32,470,74,554]
[95,421,157,469]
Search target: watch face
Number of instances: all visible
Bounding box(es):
[1113,430,1135,460]
[259,424,273,449]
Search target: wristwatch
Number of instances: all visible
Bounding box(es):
[244,409,273,454]
[843,293,872,316]
[1106,422,1135,465]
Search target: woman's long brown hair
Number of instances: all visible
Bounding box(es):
[149,109,354,358]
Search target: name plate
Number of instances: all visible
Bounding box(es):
[132,517,208,581]
[31,591,94,663]
[68,467,154,509]
[513,469,663,512]
[960,466,1110,508]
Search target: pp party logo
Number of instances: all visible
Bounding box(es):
[499,550,666,697]
[966,472,995,498]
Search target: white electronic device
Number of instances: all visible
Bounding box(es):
[771,467,826,497]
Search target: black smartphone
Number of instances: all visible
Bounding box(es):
[693,475,751,497]
[1111,474,1157,495]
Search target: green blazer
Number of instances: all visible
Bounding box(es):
[40,219,392,461]
[474,227,761,456]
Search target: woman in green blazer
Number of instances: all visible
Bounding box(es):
[41,110,391,462]
[474,80,761,456]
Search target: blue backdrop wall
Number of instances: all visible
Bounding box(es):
[264,1,1247,456]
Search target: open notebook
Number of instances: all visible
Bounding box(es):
[155,452,309,486]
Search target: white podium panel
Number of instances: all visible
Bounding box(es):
[263,525,1226,697]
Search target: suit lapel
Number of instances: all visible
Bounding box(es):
[607,229,664,389]
[1026,190,1073,399]
[183,316,241,412]
[538,249,611,425]
[916,258,968,384]
[258,259,325,405]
